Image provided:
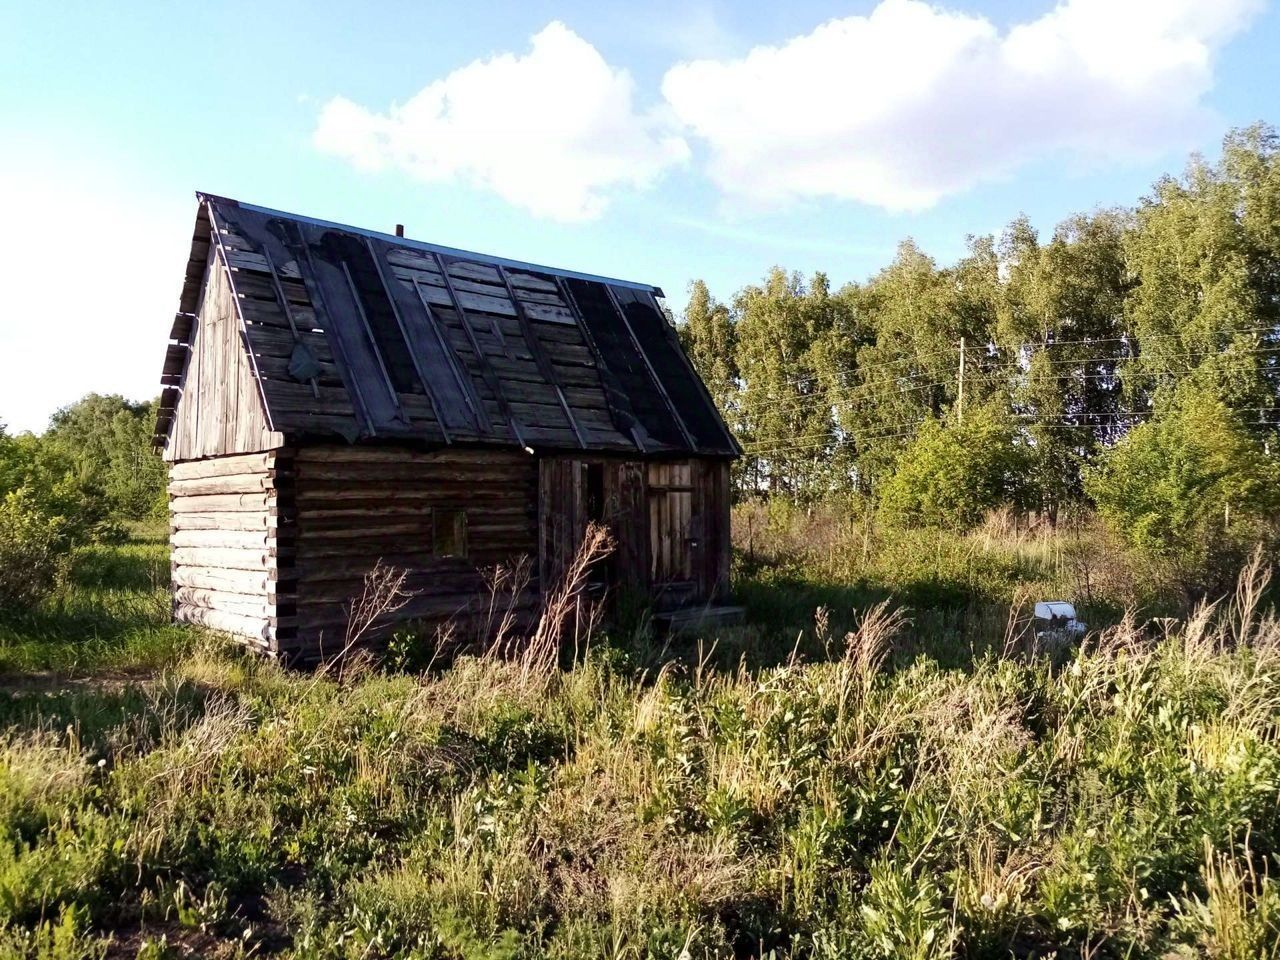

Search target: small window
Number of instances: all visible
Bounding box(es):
[585,463,605,523]
[433,508,468,558]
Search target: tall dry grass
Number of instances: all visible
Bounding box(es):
[0,537,1277,957]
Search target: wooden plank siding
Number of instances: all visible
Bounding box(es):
[539,456,730,615]
[169,445,730,660]
[157,197,740,662]
[163,247,284,461]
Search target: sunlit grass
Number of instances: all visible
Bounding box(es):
[0,540,193,677]
[0,535,1277,957]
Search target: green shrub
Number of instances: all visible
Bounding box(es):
[878,408,1032,531]
[0,489,71,612]
[1086,390,1279,589]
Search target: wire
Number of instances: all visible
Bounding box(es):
[987,325,1278,350]
[742,327,1279,400]
[740,377,952,418]
[744,346,1279,414]
[764,345,955,390]
[742,417,930,454]
[974,345,1280,374]
[739,405,1279,457]
[739,355,1278,421]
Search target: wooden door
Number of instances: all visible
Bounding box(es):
[539,458,647,599]
[648,462,699,609]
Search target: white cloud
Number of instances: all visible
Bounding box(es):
[661,0,1263,212]
[314,22,689,221]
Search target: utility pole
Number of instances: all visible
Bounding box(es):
[957,336,966,425]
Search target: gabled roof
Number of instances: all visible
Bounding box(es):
[156,194,739,457]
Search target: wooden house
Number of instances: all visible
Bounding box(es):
[154,194,739,661]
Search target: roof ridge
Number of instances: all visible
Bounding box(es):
[196,192,663,296]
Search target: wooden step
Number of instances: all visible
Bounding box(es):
[655,604,746,636]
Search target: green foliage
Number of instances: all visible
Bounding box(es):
[730,268,860,496]
[676,125,1280,520]
[0,428,108,545]
[1124,125,1280,418]
[44,393,167,522]
[0,537,189,674]
[878,409,1031,530]
[0,904,106,960]
[0,489,71,612]
[0,535,1278,957]
[678,280,739,415]
[1087,390,1279,563]
[0,395,166,610]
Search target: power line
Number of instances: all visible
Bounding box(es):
[993,326,1278,350]
[740,405,1279,457]
[754,327,1279,396]
[975,345,1280,373]
[739,354,1278,421]
[757,345,956,391]
[744,346,1279,415]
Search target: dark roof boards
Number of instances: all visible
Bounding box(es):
[156,194,739,458]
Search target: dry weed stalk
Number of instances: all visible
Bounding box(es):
[317,560,414,680]
[835,600,909,727]
[844,599,907,684]
[1001,586,1036,659]
[495,523,613,684]
[479,555,534,655]
[1230,544,1273,648]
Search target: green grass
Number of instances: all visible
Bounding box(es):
[0,533,1278,958]
[0,537,193,678]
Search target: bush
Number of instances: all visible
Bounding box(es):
[0,430,107,546]
[1086,391,1279,572]
[0,489,71,612]
[878,408,1032,530]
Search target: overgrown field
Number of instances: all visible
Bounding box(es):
[1,532,1279,960]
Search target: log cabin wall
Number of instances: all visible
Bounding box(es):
[287,445,539,660]
[157,196,742,660]
[169,450,293,656]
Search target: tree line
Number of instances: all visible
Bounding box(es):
[678,124,1280,563]
[0,394,165,608]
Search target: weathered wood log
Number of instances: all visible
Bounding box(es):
[295,531,531,557]
[299,555,533,580]
[169,452,274,480]
[171,546,274,571]
[293,488,529,507]
[173,587,274,618]
[293,446,530,466]
[168,474,274,497]
[294,469,534,488]
[295,591,537,629]
[293,460,535,482]
[174,604,274,642]
[170,492,273,513]
[292,569,535,603]
[293,552,440,581]
[291,521,432,541]
[172,566,272,594]
[169,512,274,531]
[171,528,272,550]
[296,491,531,510]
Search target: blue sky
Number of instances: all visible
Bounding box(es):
[2,0,1278,432]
